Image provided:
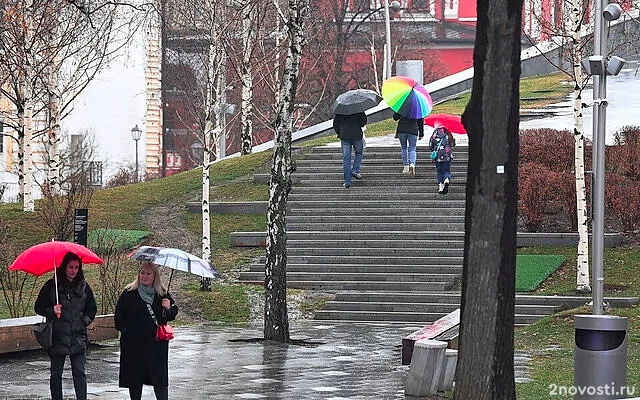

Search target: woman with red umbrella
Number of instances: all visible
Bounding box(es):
[34,252,97,400]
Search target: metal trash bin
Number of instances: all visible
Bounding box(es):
[574,315,628,399]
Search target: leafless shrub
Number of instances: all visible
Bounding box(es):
[0,219,40,317]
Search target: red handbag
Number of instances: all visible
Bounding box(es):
[147,303,175,341]
[156,324,175,341]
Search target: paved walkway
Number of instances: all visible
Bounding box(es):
[0,321,419,399]
[0,320,536,399]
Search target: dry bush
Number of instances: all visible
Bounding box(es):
[606,173,640,232]
[0,219,40,317]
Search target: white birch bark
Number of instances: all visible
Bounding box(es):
[201,130,211,264]
[23,1,35,212]
[264,0,308,342]
[48,54,62,195]
[570,0,590,292]
[201,36,218,265]
[240,1,256,155]
[24,88,34,213]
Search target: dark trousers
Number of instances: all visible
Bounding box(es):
[50,352,87,400]
[129,384,168,400]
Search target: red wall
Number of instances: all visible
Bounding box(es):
[437,48,474,75]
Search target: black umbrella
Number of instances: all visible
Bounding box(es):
[331,89,383,115]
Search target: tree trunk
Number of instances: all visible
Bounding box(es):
[240,2,256,156]
[454,0,522,398]
[48,57,62,195]
[264,0,308,342]
[570,0,590,293]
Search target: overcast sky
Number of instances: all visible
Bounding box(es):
[61,32,146,183]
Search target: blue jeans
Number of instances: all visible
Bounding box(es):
[341,139,363,185]
[398,133,417,165]
[436,161,451,183]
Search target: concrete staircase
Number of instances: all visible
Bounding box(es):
[238,144,628,325]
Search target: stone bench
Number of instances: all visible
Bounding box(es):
[0,314,118,354]
[402,308,460,366]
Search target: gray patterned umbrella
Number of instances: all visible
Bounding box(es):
[331,89,383,115]
[129,246,218,290]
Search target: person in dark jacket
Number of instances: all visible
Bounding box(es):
[333,111,367,188]
[429,124,455,194]
[115,261,178,400]
[34,252,97,400]
[393,112,424,176]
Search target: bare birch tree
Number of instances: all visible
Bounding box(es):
[0,0,142,211]
[522,0,592,292]
[160,0,241,278]
[263,0,308,342]
[454,0,522,398]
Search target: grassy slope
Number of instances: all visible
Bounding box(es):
[2,72,635,397]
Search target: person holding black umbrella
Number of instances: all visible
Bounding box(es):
[333,111,367,188]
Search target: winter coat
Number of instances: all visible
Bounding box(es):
[114,289,178,389]
[429,127,454,163]
[333,112,367,140]
[34,275,97,356]
[393,113,424,138]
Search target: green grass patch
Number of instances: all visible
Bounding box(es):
[516,255,566,292]
[88,229,152,253]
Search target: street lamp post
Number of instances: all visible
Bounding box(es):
[131,124,142,182]
[573,2,628,393]
[383,0,401,80]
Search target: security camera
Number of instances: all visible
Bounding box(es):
[601,99,609,107]
[390,0,401,12]
[603,3,622,21]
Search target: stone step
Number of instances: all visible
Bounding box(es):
[286,239,465,249]
[287,215,465,224]
[286,247,463,257]
[288,189,466,200]
[286,231,466,240]
[238,271,458,283]
[261,255,464,265]
[289,200,466,208]
[320,301,559,315]
[246,263,463,274]
[295,159,469,167]
[312,310,541,325]
[287,222,465,231]
[309,145,470,153]
[266,281,454,291]
[288,208,466,216]
[327,292,639,308]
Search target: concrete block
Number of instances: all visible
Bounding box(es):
[437,348,458,392]
[405,339,447,397]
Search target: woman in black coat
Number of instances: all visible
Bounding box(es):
[115,261,178,400]
[34,252,97,400]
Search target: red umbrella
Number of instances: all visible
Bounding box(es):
[424,113,467,134]
[9,240,103,313]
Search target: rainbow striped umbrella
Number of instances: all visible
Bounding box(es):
[381,76,433,119]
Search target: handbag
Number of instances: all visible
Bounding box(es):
[156,324,175,341]
[430,137,444,161]
[33,319,53,348]
[146,303,174,341]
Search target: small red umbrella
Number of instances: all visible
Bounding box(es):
[424,113,467,134]
[9,240,103,315]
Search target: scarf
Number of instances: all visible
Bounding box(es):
[138,284,156,305]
